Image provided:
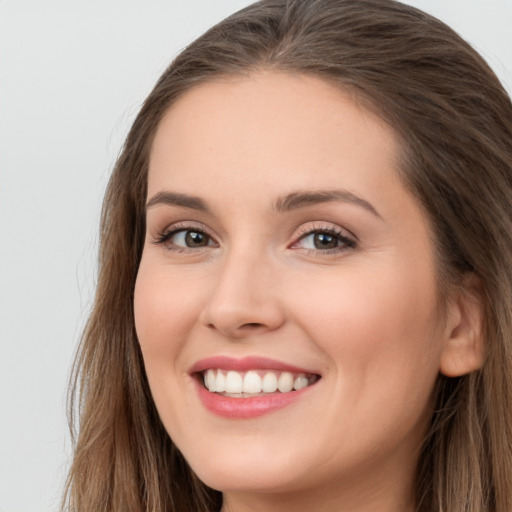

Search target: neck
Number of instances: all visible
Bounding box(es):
[220,466,416,512]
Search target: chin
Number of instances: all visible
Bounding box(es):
[194,462,303,494]
[183,443,309,493]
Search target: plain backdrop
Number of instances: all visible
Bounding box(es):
[0,1,511,511]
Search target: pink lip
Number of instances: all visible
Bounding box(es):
[193,379,315,419]
[189,356,320,419]
[188,356,316,375]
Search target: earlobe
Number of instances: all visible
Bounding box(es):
[439,275,485,377]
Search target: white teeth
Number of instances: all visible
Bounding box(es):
[293,375,309,390]
[204,369,216,391]
[277,371,294,393]
[243,371,262,393]
[225,371,243,393]
[203,369,316,395]
[261,372,278,392]
[214,371,226,392]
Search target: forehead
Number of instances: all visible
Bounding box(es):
[148,72,401,203]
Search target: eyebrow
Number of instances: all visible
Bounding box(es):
[146,191,210,212]
[273,189,381,218]
[146,189,381,218]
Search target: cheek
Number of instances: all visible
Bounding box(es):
[133,264,200,368]
[133,263,206,436]
[288,266,444,461]
[290,263,443,400]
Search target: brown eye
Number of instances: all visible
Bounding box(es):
[183,230,210,247]
[157,228,215,249]
[313,232,338,249]
[293,228,356,253]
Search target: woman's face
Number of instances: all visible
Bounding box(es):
[134,72,455,506]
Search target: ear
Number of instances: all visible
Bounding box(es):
[439,274,485,377]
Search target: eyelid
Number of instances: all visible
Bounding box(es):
[289,222,357,253]
[152,221,218,249]
[292,221,356,241]
[150,219,356,254]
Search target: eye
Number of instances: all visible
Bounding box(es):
[153,224,218,251]
[292,226,356,253]
[170,229,212,248]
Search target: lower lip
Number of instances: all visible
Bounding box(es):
[194,379,315,419]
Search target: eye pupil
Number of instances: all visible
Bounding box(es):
[314,232,338,249]
[185,231,208,247]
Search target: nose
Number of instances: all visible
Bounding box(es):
[199,250,285,339]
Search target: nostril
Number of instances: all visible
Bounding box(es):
[206,322,262,330]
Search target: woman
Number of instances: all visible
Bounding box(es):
[63,0,512,511]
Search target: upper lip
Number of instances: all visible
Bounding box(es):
[188,356,319,375]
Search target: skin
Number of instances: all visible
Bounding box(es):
[134,72,482,512]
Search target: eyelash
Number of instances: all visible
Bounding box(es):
[292,224,357,255]
[152,222,357,255]
[152,222,216,253]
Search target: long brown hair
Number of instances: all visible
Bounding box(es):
[63,1,512,510]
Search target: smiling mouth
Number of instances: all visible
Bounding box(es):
[200,369,320,397]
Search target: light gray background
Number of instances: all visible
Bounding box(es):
[0,1,510,511]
